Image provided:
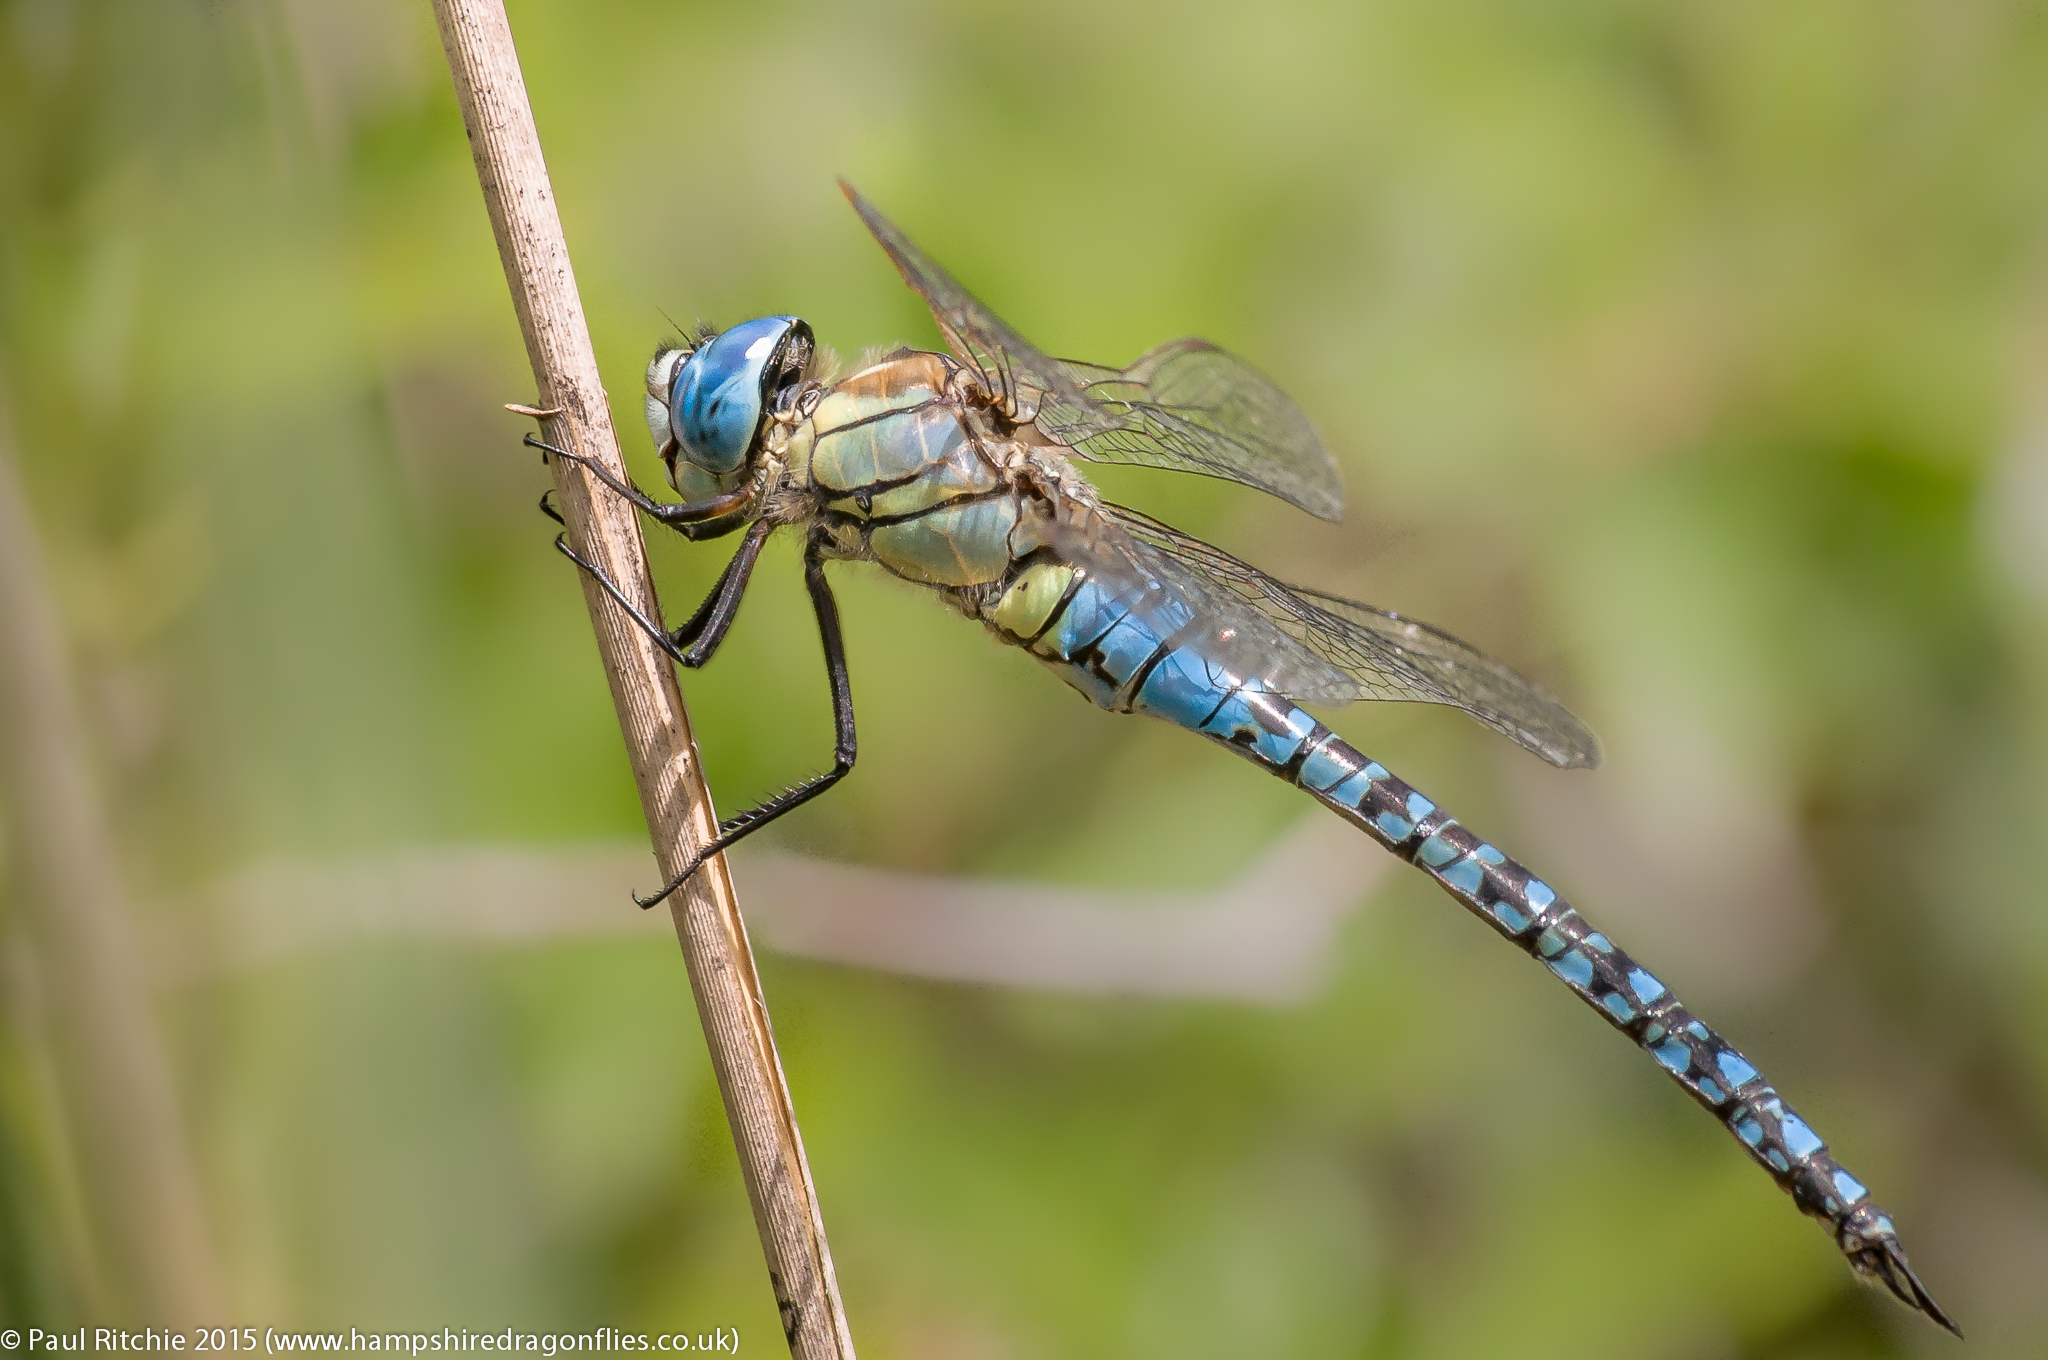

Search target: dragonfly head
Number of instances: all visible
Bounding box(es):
[645,316,814,502]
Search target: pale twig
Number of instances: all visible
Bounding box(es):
[0,393,225,1323]
[428,3,854,1353]
[156,815,1391,1004]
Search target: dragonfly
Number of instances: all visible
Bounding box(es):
[532,181,1956,1335]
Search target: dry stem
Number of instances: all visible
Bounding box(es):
[429,3,855,1354]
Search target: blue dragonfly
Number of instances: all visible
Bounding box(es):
[536,182,1956,1334]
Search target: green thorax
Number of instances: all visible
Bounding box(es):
[787,350,1024,588]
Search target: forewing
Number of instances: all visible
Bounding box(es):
[1040,504,1361,704]
[842,184,1344,521]
[841,182,1098,427]
[1098,505,1603,769]
[1052,342,1343,521]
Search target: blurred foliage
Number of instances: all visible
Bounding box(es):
[1,0,2046,1355]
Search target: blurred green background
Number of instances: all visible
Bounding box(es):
[2,0,2045,1355]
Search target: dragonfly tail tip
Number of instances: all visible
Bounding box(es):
[1855,1232,1960,1337]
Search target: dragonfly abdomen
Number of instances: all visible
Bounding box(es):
[1292,729,1941,1317]
[982,564,1949,1324]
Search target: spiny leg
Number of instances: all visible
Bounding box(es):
[551,534,683,667]
[525,434,753,540]
[553,519,771,669]
[660,519,775,663]
[532,429,766,664]
[634,540,858,910]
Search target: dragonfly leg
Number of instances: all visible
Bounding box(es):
[634,542,857,910]
[551,533,690,666]
[526,435,751,540]
[551,520,770,669]
[662,519,773,665]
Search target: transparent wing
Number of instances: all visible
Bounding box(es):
[1053,344,1343,521]
[1040,502,1362,704]
[841,182,1343,521]
[842,182,1096,426]
[1091,505,1604,769]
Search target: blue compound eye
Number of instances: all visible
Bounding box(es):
[668,315,811,478]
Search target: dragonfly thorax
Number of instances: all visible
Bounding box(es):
[783,349,1066,589]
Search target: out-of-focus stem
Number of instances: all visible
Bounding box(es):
[0,398,225,1325]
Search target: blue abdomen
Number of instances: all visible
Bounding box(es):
[985,562,1319,767]
[978,555,1912,1308]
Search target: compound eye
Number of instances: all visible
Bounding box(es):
[666,316,807,477]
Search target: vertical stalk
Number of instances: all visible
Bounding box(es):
[0,398,225,1325]
[428,4,856,1355]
